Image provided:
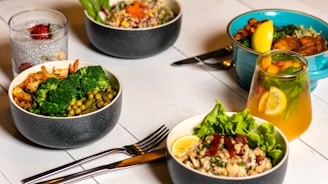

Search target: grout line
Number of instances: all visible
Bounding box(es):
[0,84,8,94]
[299,138,328,160]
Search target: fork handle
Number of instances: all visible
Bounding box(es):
[21,148,125,184]
[35,165,114,184]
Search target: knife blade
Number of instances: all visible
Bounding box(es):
[33,148,167,184]
[171,45,232,65]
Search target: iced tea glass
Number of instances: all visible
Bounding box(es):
[8,9,68,76]
[246,50,312,141]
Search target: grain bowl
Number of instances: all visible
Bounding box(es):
[83,0,182,58]
[227,9,328,91]
[167,104,289,184]
[8,60,122,149]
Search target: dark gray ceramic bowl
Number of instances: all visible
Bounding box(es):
[84,0,182,58]
[227,9,328,91]
[167,113,289,184]
[8,60,122,149]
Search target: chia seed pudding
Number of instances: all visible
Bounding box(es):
[9,10,68,76]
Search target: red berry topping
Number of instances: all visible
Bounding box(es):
[28,24,52,40]
[19,62,33,73]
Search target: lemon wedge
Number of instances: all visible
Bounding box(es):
[258,86,287,115]
[251,20,274,53]
[171,135,201,157]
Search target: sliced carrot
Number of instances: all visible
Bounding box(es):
[126,0,147,18]
[69,59,79,74]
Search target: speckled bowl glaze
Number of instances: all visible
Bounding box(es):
[8,60,122,149]
[227,9,328,91]
[167,113,289,184]
[84,0,182,58]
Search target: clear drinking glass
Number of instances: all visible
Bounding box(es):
[246,50,312,141]
[8,9,68,76]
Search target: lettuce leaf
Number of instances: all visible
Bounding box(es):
[194,100,257,137]
[193,100,285,166]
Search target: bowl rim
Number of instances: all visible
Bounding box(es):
[167,113,289,181]
[84,0,182,31]
[226,8,328,57]
[8,60,122,119]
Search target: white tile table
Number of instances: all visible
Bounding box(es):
[0,0,328,183]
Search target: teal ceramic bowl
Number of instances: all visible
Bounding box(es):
[227,9,328,91]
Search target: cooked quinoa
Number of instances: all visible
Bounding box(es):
[177,133,273,177]
[105,0,175,28]
[293,25,322,38]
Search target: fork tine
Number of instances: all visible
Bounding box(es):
[138,126,169,152]
[137,127,169,151]
[126,125,169,155]
[136,124,167,146]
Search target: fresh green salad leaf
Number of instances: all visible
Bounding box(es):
[79,0,111,23]
[193,100,285,166]
[194,100,257,137]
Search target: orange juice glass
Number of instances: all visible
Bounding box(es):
[246,50,312,141]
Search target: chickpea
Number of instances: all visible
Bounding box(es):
[76,100,83,106]
[75,108,82,115]
[97,101,104,108]
[106,86,112,92]
[248,18,258,25]
[95,93,102,100]
[103,101,109,106]
[80,104,86,111]
[244,24,251,31]
[68,109,75,116]
[87,93,94,100]
[92,89,99,94]
[70,100,76,106]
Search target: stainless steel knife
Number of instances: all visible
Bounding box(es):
[171,45,233,65]
[33,148,167,184]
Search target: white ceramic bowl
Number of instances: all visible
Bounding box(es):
[166,113,289,184]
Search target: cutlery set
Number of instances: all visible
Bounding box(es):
[36,148,167,184]
[22,125,169,184]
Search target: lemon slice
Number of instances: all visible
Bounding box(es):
[251,20,274,53]
[258,86,287,115]
[171,135,201,157]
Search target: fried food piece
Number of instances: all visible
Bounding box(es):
[273,35,326,56]
[272,35,302,51]
[295,35,325,56]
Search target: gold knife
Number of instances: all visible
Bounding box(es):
[34,148,167,184]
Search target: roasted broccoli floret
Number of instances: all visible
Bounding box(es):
[29,65,110,117]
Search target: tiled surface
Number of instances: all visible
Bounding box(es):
[0,0,328,183]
